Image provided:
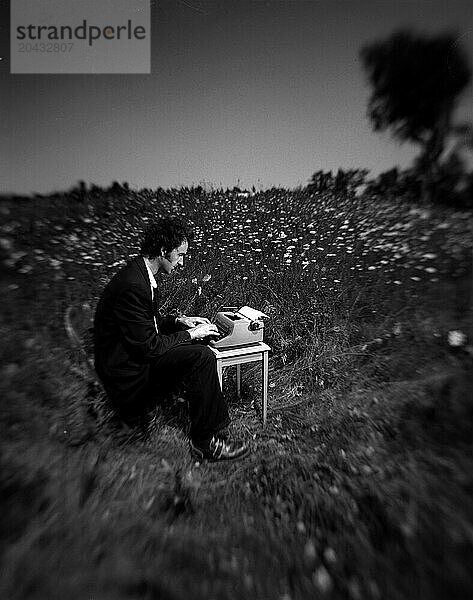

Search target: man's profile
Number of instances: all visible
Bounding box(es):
[94,217,248,461]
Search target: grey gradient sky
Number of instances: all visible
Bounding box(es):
[1,0,472,195]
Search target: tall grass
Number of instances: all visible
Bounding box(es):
[0,186,472,599]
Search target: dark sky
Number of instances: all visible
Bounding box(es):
[1,0,472,194]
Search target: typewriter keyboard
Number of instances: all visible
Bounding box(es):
[215,322,229,337]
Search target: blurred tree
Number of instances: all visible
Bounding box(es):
[307,168,368,196]
[90,184,103,197]
[333,168,369,196]
[307,169,334,193]
[462,172,473,208]
[360,29,471,202]
[364,167,425,203]
[364,167,400,199]
[68,180,88,202]
[420,150,473,207]
[110,181,122,193]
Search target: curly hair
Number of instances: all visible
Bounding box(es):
[140,217,193,258]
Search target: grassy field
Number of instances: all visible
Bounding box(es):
[1,186,472,600]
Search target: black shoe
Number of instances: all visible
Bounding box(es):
[190,435,249,461]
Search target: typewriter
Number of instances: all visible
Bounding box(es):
[210,306,269,349]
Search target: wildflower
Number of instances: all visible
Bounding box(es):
[296,521,306,533]
[18,265,33,274]
[0,237,13,250]
[11,251,27,262]
[303,540,317,566]
[348,579,362,600]
[323,547,337,564]
[313,565,333,593]
[448,330,467,347]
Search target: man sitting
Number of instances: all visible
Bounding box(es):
[94,217,248,461]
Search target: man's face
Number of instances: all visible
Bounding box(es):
[160,239,188,274]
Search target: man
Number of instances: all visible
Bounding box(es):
[94,217,248,461]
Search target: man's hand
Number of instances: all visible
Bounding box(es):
[188,323,220,340]
[177,315,212,328]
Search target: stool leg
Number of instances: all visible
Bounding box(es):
[236,364,241,397]
[262,351,268,426]
[216,360,223,391]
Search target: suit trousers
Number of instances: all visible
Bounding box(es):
[149,342,230,443]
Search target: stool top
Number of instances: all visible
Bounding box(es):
[208,341,271,358]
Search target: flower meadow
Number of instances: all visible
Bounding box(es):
[2,187,469,290]
[0,186,472,600]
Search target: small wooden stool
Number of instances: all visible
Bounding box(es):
[209,342,271,426]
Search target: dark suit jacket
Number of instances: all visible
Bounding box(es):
[94,256,191,414]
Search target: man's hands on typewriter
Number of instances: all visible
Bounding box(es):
[188,322,220,340]
[177,316,211,328]
[176,315,220,340]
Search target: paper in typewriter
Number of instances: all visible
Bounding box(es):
[237,306,269,320]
